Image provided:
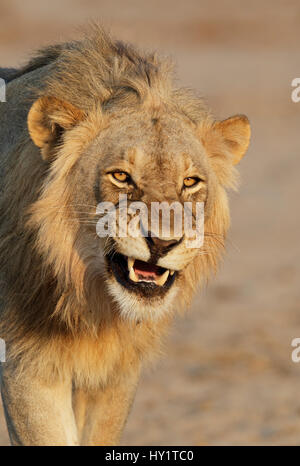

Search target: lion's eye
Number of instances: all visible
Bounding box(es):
[112,171,130,183]
[183,177,200,188]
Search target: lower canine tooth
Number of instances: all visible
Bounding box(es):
[170,271,175,276]
[155,269,170,286]
[129,266,139,282]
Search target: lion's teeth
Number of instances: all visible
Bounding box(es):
[155,269,170,286]
[129,266,139,282]
[128,257,138,282]
[170,271,175,276]
[128,257,134,270]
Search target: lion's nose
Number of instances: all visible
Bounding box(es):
[151,237,179,249]
[145,234,182,258]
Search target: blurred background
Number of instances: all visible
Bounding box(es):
[0,0,299,445]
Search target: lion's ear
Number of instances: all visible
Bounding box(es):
[201,115,251,166]
[28,96,85,160]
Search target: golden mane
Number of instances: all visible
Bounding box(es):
[16,25,208,122]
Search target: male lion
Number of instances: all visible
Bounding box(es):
[0,27,250,446]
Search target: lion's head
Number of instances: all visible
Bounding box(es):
[26,28,250,324]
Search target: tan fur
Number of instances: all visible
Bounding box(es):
[0,26,250,445]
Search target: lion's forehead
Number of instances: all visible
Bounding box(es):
[93,114,205,172]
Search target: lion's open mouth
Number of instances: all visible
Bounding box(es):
[127,257,175,286]
[106,252,177,297]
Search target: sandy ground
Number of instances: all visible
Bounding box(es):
[0,0,300,445]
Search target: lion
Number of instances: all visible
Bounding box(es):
[0,26,250,446]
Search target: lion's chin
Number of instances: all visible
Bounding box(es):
[105,251,177,299]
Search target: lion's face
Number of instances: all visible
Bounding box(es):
[89,112,210,319]
[28,97,250,321]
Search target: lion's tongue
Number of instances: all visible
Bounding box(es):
[133,260,160,279]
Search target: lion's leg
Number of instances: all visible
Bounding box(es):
[0,363,79,446]
[72,385,87,442]
[74,370,140,446]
